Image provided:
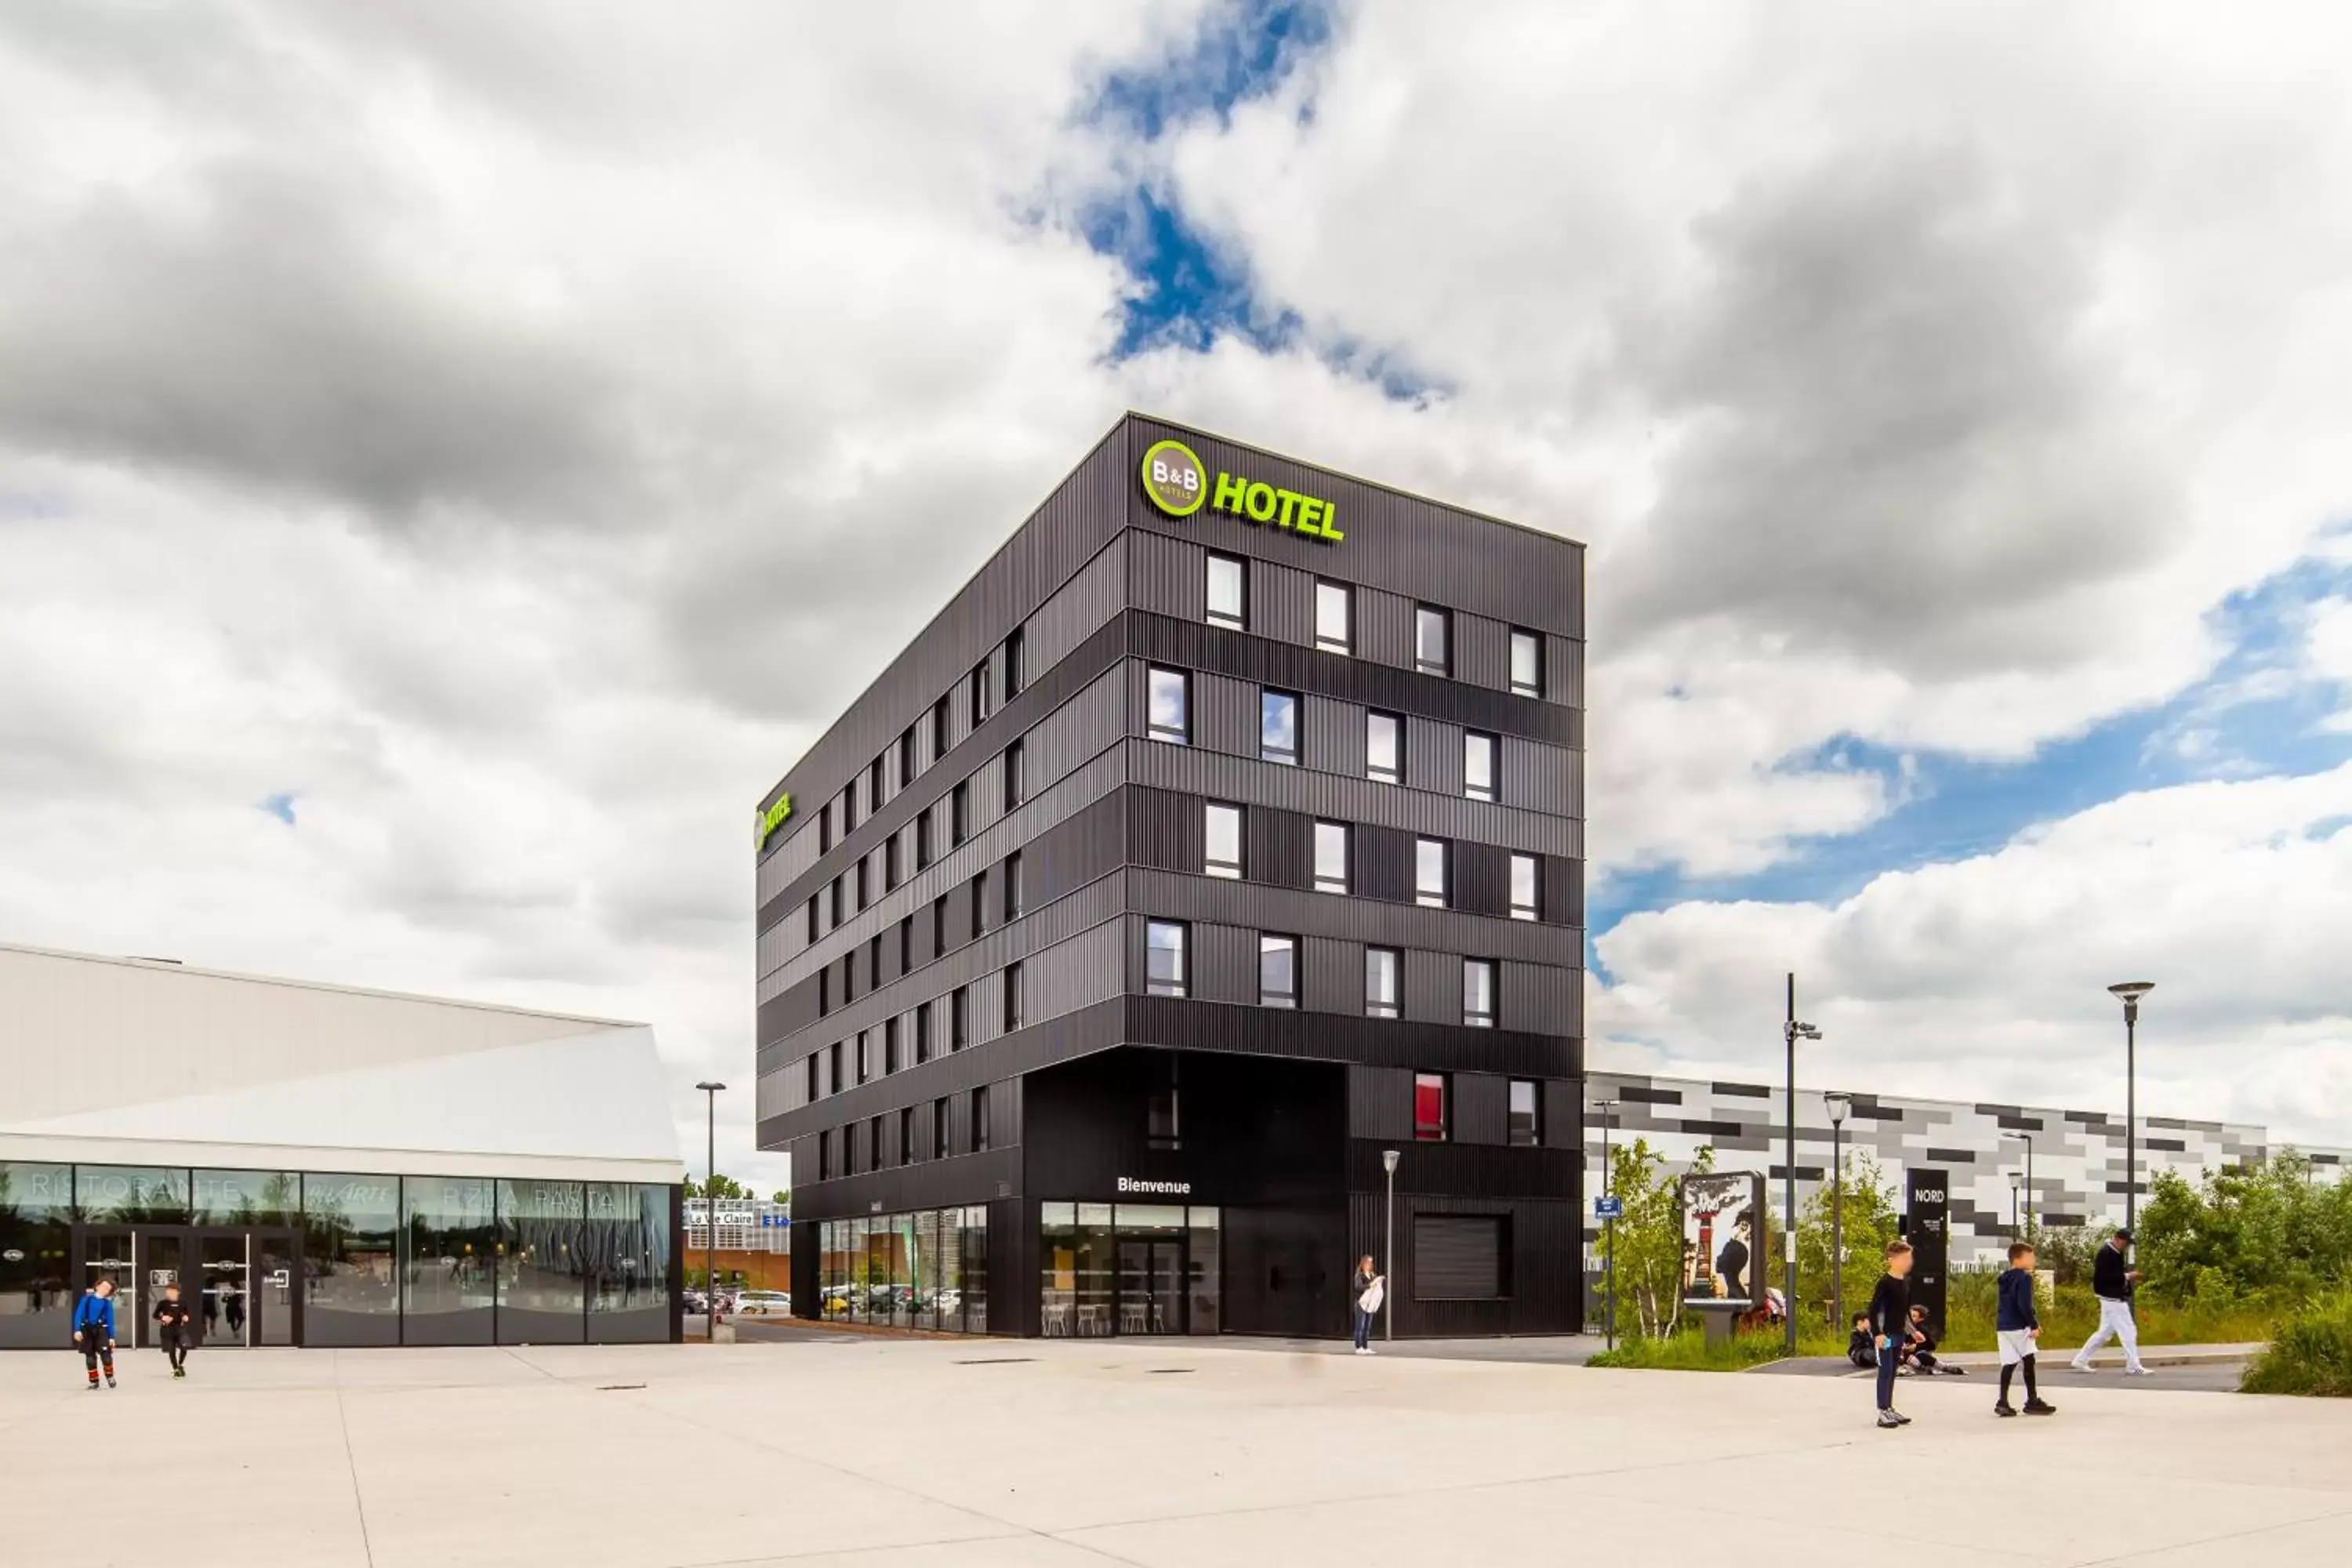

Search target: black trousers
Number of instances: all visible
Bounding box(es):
[1875,1341,1900,1410]
[162,1328,190,1368]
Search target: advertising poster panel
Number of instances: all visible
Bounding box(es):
[1679,1171,1765,1309]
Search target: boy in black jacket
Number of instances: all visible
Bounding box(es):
[1868,1240,1921,1429]
[153,1282,194,1379]
[1995,1241,2056,1417]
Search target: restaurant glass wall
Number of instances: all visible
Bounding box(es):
[403,1176,496,1345]
[497,1178,586,1345]
[586,1183,673,1343]
[74,1166,191,1225]
[194,1169,299,1228]
[303,1173,403,1346]
[0,1162,74,1348]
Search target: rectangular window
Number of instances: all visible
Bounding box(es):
[934,1096,951,1159]
[932,894,948,955]
[1414,1073,1450,1142]
[971,870,987,940]
[805,895,818,946]
[1464,959,1497,1029]
[1148,1055,1182,1151]
[899,727,917,789]
[857,1029,872,1083]
[804,1053,818,1103]
[844,1123,858,1175]
[1508,1080,1541,1146]
[1416,604,1450,676]
[1004,960,1025,1031]
[971,659,991,727]
[1510,854,1540,921]
[951,986,971,1050]
[1366,948,1401,1018]
[1465,731,1498,802]
[898,914,913,973]
[916,810,934,870]
[818,967,830,1018]
[843,779,857,833]
[829,876,844,929]
[899,1107,915,1166]
[818,1129,833,1181]
[868,1116,883,1173]
[829,1040,843,1094]
[885,834,902,891]
[951,781,970,846]
[1458,738,1496,808]
[1258,934,1298,1009]
[855,857,869,910]
[1207,553,1247,630]
[1367,712,1403,785]
[1146,919,1189,997]
[819,801,833,854]
[841,951,856,1004]
[915,1000,933,1063]
[1205,802,1244,880]
[1511,630,1542,697]
[1315,579,1352,652]
[1004,851,1024,920]
[1003,739,1025,809]
[1313,820,1349,894]
[884,1016,902,1074]
[870,754,886,811]
[1416,837,1449,908]
[1148,666,1190,745]
[933,695,951,761]
[1261,689,1299,765]
[1006,626,1025,698]
[972,1085,991,1152]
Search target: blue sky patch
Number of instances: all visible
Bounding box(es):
[257,792,298,826]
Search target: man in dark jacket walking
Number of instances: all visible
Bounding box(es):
[71,1279,119,1389]
[2071,1228,2148,1375]
[154,1282,194,1379]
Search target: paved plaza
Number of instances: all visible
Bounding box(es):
[5,1336,2349,1566]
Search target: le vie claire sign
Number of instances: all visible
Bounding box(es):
[1140,439,1344,545]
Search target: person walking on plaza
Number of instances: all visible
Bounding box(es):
[2072,1228,2150,1376]
[71,1278,119,1390]
[1994,1240,2056,1417]
[1351,1254,1385,1355]
[153,1282,194,1379]
[1868,1240,1921,1429]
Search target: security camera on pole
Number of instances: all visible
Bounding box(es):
[1783,975,1821,1356]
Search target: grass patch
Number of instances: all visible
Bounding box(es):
[1938,1271,2283,1353]
[2240,1294,2352,1396]
[1588,1324,1845,1371]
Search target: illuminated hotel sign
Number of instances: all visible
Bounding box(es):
[1140,438,1344,544]
[756,793,793,851]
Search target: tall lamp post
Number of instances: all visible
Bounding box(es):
[2002,1130,2035,1237]
[2107,983,2154,1240]
[1599,1098,1620,1351]
[1381,1149,1400,1343]
[1824,1091,1851,1334]
[695,1080,726,1342]
[1783,974,1822,1356]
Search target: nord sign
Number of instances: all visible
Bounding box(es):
[1140,438,1344,544]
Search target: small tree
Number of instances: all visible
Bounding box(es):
[771,1189,791,1207]
[686,1174,749,1200]
[1794,1149,1900,1327]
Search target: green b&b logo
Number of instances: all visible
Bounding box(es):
[1141,440,1207,517]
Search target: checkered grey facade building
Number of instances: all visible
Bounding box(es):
[1585,1072,2348,1266]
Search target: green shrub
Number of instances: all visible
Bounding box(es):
[2240,1294,2352,1396]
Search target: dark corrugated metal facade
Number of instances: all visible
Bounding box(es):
[758,413,1585,1339]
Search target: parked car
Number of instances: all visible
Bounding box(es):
[735,1290,792,1317]
[682,1290,709,1315]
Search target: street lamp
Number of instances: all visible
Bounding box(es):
[2002,1130,2035,1237]
[1783,973,1822,1356]
[1598,1098,1621,1351]
[1381,1149,1401,1344]
[695,1080,726,1342]
[1823,1091,1852,1333]
[2107,982,2154,1240]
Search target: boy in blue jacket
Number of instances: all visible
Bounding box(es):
[1994,1241,2056,1417]
[72,1278,120,1390]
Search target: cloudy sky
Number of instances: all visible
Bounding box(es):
[4,2,2349,1192]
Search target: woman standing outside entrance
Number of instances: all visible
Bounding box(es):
[1351,1255,1385,1355]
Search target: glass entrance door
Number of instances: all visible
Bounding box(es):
[198,1233,251,1347]
[139,1232,186,1350]
[1117,1239,1185,1335]
[82,1229,136,1338]
[253,1230,299,1346]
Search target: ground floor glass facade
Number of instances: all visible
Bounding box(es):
[1040,1202,1221,1337]
[817,1207,989,1333]
[0,1162,674,1349]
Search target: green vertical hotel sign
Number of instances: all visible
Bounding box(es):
[1141,438,1345,543]
[756,793,793,850]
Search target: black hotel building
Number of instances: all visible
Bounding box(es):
[756,415,1584,1338]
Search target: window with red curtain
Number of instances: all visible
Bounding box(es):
[1414,1073,1449,1142]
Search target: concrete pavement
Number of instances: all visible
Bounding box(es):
[4,1336,2347,1566]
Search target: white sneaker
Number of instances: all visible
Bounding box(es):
[2125,1366,2153,1377]
[2070,1360,2094,1373]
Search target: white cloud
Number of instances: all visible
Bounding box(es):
[1592,764,2352,1145]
